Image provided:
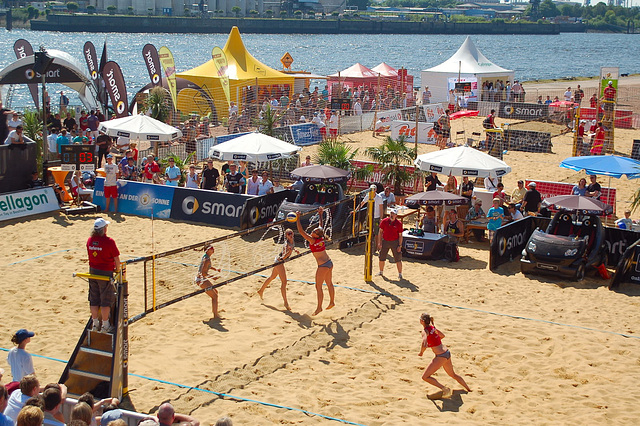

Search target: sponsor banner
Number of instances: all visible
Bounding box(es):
[524,179,616,215]
[390,120,436,144]
[376,109,403,123]
[610,240,640,289]
[211,47,230,107]
[499,102,548,120]
[158,46,177,110]
[13,39,39,107]
[102,61,129,118]
[98,41,108,106]
[577,107,632,129]
[213,132,250,145]
[347,159,424,195]
[94,178,174,218]
[504,129,552,153]
[1,64,82,85]
[604,227,640,268]
[83,41,99,83]
[422,103,445,123]
[490,216,548,270]
[170,187,249,228]
[142,44,162,87]
[290,123,322,146]
[0,187,60,222]
[239,190,297,230]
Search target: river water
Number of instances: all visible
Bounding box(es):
[1,28,639,108]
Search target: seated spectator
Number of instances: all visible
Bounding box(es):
[508,203,524,221]
[5,125,27,149]
[77,392,119,424]
[70,171,93,202]
[616,210,633,230]
[4,374,40,421]
[42,384,66,426]
[419,206,437,233]
[157,403,199,426]
[487,198,505,243]
[24,395,45,411]
[443,209,464,242]
[0,385,12,426]
[121,158,139,181]
[492,182,508,204]
[511,180,526,207]
[484,176,499,192]
[8,329,35,382]
[70,402,92,425]
[16,405,43,426]
[466,200,486,242]
[572,178,587,196]
[27,171,45,189]
[257,171,274,196]
[8,113,22,131]
[99,406,122,426]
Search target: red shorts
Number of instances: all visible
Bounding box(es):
[319,127,326,136]
[104,185,118,198]
[329,128,338,136]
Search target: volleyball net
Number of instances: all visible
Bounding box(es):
[127,189,371,323]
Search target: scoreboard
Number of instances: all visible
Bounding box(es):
[61,145,96,171]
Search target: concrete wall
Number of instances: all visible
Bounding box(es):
[33,14,578,34]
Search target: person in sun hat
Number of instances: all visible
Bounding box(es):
[7,329,35,381]
[86,218,120,334]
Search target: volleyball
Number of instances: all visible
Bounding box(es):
[286,212,298,223]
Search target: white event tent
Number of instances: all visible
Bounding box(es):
[421,37,514,103]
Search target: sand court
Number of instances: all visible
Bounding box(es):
[2,208,640,424]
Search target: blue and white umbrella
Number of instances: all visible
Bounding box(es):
[560,155,640,179]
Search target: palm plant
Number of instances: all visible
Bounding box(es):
[145,86,170,123]
[254,105,283,137]
[160,152,194,186]
[22,109,44,171]
[365,136,417,195]
[315,140,372,190]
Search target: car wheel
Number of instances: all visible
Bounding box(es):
[575,261,586,281]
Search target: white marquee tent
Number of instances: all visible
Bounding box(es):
[421,37,514,103]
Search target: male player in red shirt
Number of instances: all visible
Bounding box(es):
[86,218,120,333]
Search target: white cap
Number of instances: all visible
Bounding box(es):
[94,218,110,230]
[528,182,536,187]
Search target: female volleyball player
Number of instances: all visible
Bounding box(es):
[257,229,298,310]
[195,245,222,319]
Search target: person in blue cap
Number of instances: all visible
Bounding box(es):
[7,329,35,381]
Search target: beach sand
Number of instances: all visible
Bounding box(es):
[3,83,640,425]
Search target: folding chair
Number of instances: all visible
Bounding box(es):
[469,132,483,149]
[454,130,466,146]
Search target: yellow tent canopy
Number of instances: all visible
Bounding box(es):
[178,26,294,120]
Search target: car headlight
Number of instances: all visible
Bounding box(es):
[565,248,578,257]
[528,241,536,252]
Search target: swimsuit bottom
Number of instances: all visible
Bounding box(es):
[319,259,333,269]
[435,349,451,360]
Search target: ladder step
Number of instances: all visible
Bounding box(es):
[69,369,111,381]
[79,347,113,358]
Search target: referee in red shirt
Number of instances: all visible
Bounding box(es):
[86,218,120,333]
[377,209,404,280]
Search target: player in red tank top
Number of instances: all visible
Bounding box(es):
[418,313,471,399]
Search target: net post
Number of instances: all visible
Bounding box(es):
[364,185,375,281]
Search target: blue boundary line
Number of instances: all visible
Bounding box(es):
[7,249,74,266]
[0,348,366,426]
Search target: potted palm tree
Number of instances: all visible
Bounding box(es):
[315,140,372,191]
[365,136,417,198]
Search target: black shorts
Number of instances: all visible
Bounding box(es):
[379,239,402,262]
[88,268,115,307]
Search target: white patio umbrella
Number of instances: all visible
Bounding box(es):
[414,145,511,178]
[208,132,301,162]
[98,114,182,142]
